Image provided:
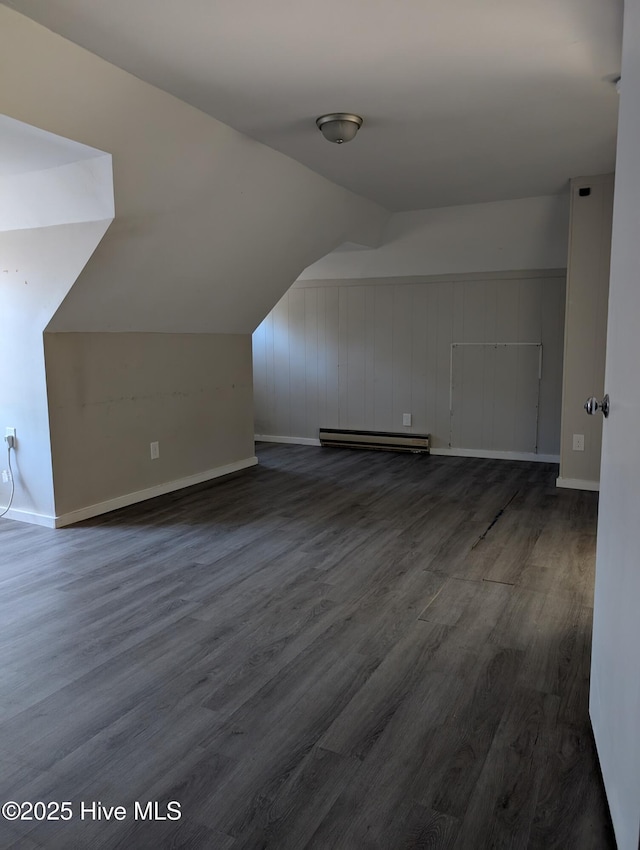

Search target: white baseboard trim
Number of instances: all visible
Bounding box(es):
[255,434,322,447]
[431,447,560,463]
[254,437,558,463]
[555,476,600,492]
[0,508,57,528]
[53,456,258,528]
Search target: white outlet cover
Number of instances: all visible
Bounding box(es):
[403,413,412,426]
[150,441,160,459]
[572,434,585,451]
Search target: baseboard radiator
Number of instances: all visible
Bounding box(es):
[318,428,430,454]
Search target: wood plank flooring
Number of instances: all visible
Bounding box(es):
[0,443,614,849]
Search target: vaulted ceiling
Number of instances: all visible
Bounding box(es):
[3,0,623,210]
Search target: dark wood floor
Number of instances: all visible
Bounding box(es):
[0,443,614,849]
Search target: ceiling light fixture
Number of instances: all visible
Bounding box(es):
[316,113,363,144]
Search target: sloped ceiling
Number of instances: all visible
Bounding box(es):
[2,0,623,210]
[0,7,387,333]
[0,113,105,178]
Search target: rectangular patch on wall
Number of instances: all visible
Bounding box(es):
[450,343,541,453]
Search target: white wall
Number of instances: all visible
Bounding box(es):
[254,270,565,458]
[0,156,113,232]
[300,195,569,280]
[258,195,570,459]
[589,3,640,847]
[557,174,613,491]
[45,333,255,524]
[0,118,114,522]
[0,221,111,522]
[0,112,103,177]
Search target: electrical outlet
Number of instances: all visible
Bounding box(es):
[572,434,585,452]
[1,470,8,484]
[150,441,160,460]
[5,427,16,449]
[402,413,412,427]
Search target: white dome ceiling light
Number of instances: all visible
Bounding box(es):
[316,113,363,144]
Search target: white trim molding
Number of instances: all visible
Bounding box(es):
[0,508,57,528]
[53,456,258,528]
[294,268,567,289]
[254,438,558,463]
[555,476,600,492]
[255,434,322,447]
[431,447,560,463]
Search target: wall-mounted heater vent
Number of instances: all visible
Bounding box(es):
[319,428,430,454]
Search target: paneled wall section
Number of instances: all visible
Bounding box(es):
[253,271,566,456]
